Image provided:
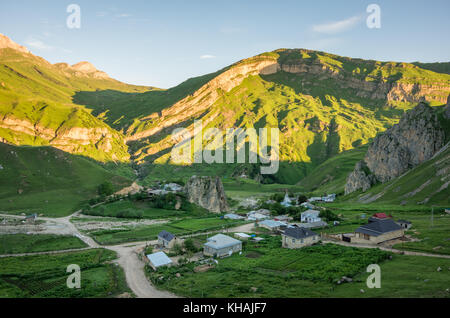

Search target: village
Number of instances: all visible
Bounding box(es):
[143,187,413,272]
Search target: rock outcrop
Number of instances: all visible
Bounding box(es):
[185,176,229,213]
[445,95,450,119]
[344,161,377,195]
[0,33,29,54]
[345,102,446,194]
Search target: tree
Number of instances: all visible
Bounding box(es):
[183,239,197,253]
[98,181,114,196]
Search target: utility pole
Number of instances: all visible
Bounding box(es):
[431,207,434,228]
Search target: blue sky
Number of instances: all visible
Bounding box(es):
[1,0,449,88]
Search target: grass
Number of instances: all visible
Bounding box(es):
[147,235,450,298]
[0,248,131,298]
[146,236,391,297]
[0,234,87,255]
[317,206,450,255]
[0,143,132,217]
[90,216,248,245]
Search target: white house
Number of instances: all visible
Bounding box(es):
[301,209,322,223]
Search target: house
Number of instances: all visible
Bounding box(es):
[445,209,450,215]
[354,219,405,244]
[234,233,251,240]
[396,220,412,230]
[203,234,242,258]
[163,183,183,192]
[224,213,244,220]
[147,251,173,270]
[158,230,182,249]
[293,221,328,229]
[300,202,316,209]
[322,194,336,202]
[301,209,322,223]
[259,219,287,231]
[308,197,323,202]
[282,227,320,249]
[247,212,270,221]
[25,213,37,224]
[273,215,293,222]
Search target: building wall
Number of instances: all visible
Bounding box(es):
[282,234,319,249]
[353,229,405,244]
[203,243,242,257]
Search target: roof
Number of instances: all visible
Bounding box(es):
[204,234,242,250]
[397,220,411,224]
[373,213,388,219]
[158,230,175,242]
[259,219,286,228]
[247,213,269,220]
[301,209,320,217]
[224,213,244,220]
[295,221,328,229]
[147,252,173,267]
[283,227,318,239]
[235,233,251,238]
[356,219,403,237]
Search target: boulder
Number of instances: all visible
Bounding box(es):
[185,176,229,213]
[345,161,377,194]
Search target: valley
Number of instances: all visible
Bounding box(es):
[0,32,449,299]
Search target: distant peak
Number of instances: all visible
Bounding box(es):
[71,61,109,79]
[0,33,30,53]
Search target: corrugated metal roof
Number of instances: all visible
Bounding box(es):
[147,251,173,267]
[204,234,241,250]
[259,219,287,228]
[356,219,403,237]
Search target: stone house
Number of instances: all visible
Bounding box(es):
[354,219,405,244]
[282,227,320,249]
[158,230,182,249]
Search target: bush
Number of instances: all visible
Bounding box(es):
[319,209,341,222]
[183,239,198,253]
[98,181,114,196]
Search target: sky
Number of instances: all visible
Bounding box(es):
[1,0,449,88]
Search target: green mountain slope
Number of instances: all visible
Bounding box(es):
[0,143,132,216]
[0,36,150,162]
[124,49,450,184]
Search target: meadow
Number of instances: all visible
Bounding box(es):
[0,249,131,298]
[0,234,87,255]
[90,216,248,245]
[147,236,450,298]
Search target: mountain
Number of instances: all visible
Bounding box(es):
[1,34,450,189]
[118,49,450,184]
[0,34,150,162]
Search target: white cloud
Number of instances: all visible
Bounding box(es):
[312,15,362,34]
[25,39,53,50]
[200,55,216,59]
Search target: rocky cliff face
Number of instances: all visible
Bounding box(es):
[445,95,450,119]
[345,102,446,194]
[185,176,229,213]
[0,33,29,54]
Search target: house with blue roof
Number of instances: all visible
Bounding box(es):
[158,230,182,249]
[203,234,242,258]
[146,251,173,270]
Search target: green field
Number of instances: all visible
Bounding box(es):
[0,249,131,298]
[146,236,450,298]
[0,234,87,255]
[91,216,248,245]
[0,143,132,217]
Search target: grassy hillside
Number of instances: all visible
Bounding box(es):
[0,48,149,162]
[0,142,132,216]
[128,49,450,185]
[413,62,450,75]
